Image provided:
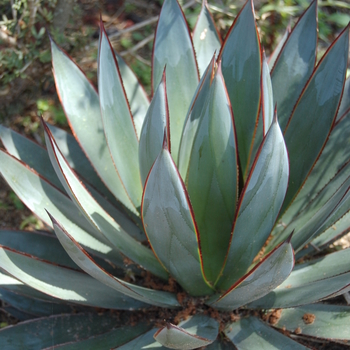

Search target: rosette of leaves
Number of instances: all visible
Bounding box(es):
[1,0,350,348]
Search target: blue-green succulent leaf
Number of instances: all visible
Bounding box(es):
[154,315,219,349]
[44,123,168,280]
[98,24,142,211]
[50,39,136,215]
[275,304,350,340]
[186,62,238,284]
[152,0,199,163]
[178,56,215,179]
[224,316,308,349]
[192,0,221,77]
[142,144,214,296]
[261,52,274,135]
[271,0,317,130]
[139,68,170,186]
[268,25,290,71]
[281,24,350,214]
[219,0,261,178]
[0,246,148,309]
[51,215,179,308]
[336,76,350,122]
[208,239,294,310]
[217,115,289,290]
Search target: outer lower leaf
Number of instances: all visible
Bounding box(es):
[224,317,308,350]
[192,0,221,77]
[217,116,289,290]
[0,246,147,309]
[50,39,136,215]
[0,313,140,350]
[0,150,124,267]
[269,162,350,250]
[152,0,199,163]
[139,68,170,186]
[51,324,152,350]
[115,52,150,138]
[153,315,219,349]
[114,329,166,349]
[281,25,349,213]
[142,147,213,296]
[186,63,238,283]
[0,125,63,190]
[51,215,179,308]
[44,123,167,280]
[249,256,350,309]
[178,56,214,179]
[336,76,350,121]
[219,0,261,177]
[208,240,294,310]
[271,0,317,130]
[0,287,74,318]
[98,25,142,210]
[0,230,78,270]
[275,304,350,340]
[275,113,350,236]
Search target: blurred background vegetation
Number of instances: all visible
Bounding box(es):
[0,0,349,232]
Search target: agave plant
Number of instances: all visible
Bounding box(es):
[1,0,350,348]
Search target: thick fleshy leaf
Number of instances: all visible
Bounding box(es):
[217,116,289,290]
[0,150,124,267]
[115,52,150,137]
[0,246,147,309]
[51,324,152,350]
[268,25,290,70]
[337,76,350,121]
[51,215,179,308]
[281,25,350,213]
[152,0,199,163]
[275,304,350,340]
[271,0,317,131]
[208,240,294,310]
[224,317,308,350]
[269,162,350,250]
[249,249,350,308]
[0,313,146,350]
[0,287,75,317]
[219,0,261,177]
[44,124,167,280]
[139,68,170,186]
[1,306,34,321]
[275,113,350,238]
[178,56,215,179]
[114,329,166,349]
[142,146,213,296]
[0,125,63,190]
[154,315,219,349]
[0,230,78,269]
[261,52,274,135]
[50,39,136,214]
[186,63,238,283]
[98,24,142,210]
[192,0,221,77]
[47,124,120,207]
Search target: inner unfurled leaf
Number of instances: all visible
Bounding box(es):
[98,24,142,211]
[216,115,289,290]
[139,68,170,186]
[271,0,317,131]
[192,0,221,77]
[152,0,199,163]
[142,146,213,296]
[186,62,238,284]
[219,0,261,179]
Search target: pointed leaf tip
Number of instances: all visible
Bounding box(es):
[162,128,168,150]
[287,230,294,243]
